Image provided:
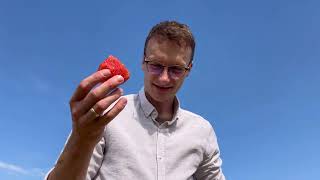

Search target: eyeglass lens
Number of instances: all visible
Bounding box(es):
[147,63,185,79]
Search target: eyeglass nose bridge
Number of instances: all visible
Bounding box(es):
[158,66,172,79]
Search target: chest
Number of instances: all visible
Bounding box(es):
[102,117,204,179]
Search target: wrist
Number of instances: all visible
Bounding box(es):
[69,131,98,152]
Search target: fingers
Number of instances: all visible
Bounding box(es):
[81,88,124,122]
[98,97,127,126]
[70,69,111,102]
[79,96,127,127]
[76,75,124,116]
[93,88,124,115]
[68,69,128,147]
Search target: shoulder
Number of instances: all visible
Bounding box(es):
[178,108,220,155]
[178,108,215,136]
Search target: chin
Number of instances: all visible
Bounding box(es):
[152,94,172,103]
[151,85,176,102]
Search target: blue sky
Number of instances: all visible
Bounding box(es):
[0,0,319,179]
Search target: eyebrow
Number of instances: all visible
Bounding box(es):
[146,58,187,67]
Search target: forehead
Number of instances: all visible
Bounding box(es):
[145,37,192,64]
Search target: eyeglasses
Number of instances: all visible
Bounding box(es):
[144,57,191,80]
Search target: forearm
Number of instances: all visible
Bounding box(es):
[48,132,96,180]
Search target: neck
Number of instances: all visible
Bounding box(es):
[145,93,175,123]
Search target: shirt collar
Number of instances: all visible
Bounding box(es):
[139,87,155,118]
[138,87,182,124]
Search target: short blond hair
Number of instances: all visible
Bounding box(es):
[144,21,196,63]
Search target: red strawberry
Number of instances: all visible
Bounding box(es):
[98,55,130,82]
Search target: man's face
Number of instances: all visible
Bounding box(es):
[142,37,193,103]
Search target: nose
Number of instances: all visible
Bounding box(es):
[158,67,171,83]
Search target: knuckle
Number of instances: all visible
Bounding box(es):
[106,79,117,89]
[115,103,125,111]
[94,102,104,113]
[111,91,121,99]
[71,108,80,119]
[102,109,117,120]
[89,91,100,101]
[102,114,114,124]
[79,81,90,92]
[97,71,107,79]
[111,105,121,115]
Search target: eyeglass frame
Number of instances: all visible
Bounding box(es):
[143,56,192,79]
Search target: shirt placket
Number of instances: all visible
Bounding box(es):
[151,110,167,180]
[156,126,166,180]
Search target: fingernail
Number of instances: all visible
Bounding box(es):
[101,69,110,77]
[117,75,124,82]
[121,98,127,108]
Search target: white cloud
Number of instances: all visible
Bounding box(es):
[0,161,45,177]
[0,161,28,174]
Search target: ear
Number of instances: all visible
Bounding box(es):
[185,62,193,77]
[141,58,146,71]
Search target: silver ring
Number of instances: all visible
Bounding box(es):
[90,108,100,118]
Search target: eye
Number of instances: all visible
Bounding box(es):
[148,62,162,69]
[169,66,185,74]
[147,62,164,73]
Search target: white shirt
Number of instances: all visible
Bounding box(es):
[46,88,225,180]
[86,88,225,180]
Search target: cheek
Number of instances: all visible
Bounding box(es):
[174,79,185,89]
[144,74,154,87]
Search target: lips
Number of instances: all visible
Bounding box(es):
[153,84,173,92]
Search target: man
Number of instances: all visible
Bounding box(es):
[47,21,225,180]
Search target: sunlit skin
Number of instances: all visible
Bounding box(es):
[142,37,193,122]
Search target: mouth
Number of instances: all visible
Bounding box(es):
[153,84,173,92]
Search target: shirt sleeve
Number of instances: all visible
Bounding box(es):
[44,133,106,180]
[86,136,106,180]
[193,125,226,180]
[43,133,73,180]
